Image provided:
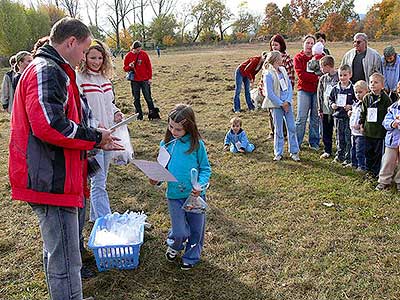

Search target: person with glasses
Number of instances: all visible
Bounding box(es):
[341,32,382,84]
[381,45,400,103]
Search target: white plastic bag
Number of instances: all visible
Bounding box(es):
[182,168,209,214]
[250,88,263,109]
[111,124,134,165]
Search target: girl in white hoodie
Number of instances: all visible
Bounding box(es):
[77,40,123,222]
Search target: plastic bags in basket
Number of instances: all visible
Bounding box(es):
[111,124,134,165]
[182,168,209,214]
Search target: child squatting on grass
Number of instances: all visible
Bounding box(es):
[223,116,255,153]
[149,104,211,270]
[375,81,400,191]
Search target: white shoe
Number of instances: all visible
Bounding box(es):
[320,152,330,159]
[273,155,282,161]
[290,153,300,161]
[165,246,178,262]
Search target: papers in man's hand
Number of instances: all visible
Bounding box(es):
[109,114,139,131]
[132,159,177,182]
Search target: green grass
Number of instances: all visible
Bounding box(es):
[1,41,400,300]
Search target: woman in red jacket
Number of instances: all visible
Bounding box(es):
[294,34,320,150]
[233,52,267,113]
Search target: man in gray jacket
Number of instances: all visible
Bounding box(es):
[341,33,382,84]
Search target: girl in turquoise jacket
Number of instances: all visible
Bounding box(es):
[150,104,211,270]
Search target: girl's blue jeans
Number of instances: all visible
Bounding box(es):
[272,106,299,156]
[90,150,112,221]
[166,197,206,265]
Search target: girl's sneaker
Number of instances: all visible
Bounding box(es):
[320,152,330,159]
[273,155,283,161]
[165,247,178,262]
[290,153,300,162]
[181,263,194,271]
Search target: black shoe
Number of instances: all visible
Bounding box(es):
[148,107,160,120]
[81,265,95,279]
[165,246,178,262]
[137,113,143,120]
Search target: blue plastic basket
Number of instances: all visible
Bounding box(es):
[88,216,144,272]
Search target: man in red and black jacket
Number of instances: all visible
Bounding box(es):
[123,40,160,120]
[9,17,121,300]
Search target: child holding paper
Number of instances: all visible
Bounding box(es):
[329,64,355,165]
[150,104,211,270]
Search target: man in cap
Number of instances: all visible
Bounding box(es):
[123,40,160,120]
[382,45,400,103]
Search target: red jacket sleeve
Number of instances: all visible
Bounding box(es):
[240,57,261,81]
[142,51,152,80]
[123,51,134,72]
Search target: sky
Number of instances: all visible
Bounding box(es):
[226,0,381,16]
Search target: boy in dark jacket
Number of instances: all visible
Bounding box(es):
[329,64,355,164]
[360,72,392,177]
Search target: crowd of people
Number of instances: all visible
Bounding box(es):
[2,15,400,300]
[232,32,400,191]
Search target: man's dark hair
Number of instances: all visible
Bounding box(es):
[315,32,327,41]
[50,17,91,44]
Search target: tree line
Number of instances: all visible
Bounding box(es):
[0,0,398,58]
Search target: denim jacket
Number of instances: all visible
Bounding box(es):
[382,101,400,148]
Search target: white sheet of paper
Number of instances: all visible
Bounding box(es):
[108,114,138,131]
[279,78,288,91]
[337,94,347,107]
[157,147,170,168]
[132,159,177,182]
[324,85,333,99]
[235,141,242,150]
[367,107,378,122]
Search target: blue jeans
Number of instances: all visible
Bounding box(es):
[272,106,299,156]
[295,90,320,148]
[351,135,366,170]
[90,150,112,221]
[335,117,351,162]
[166,197,206,265]
[30,204,82,300]
[233,68,255,112]
[78,198,86,252]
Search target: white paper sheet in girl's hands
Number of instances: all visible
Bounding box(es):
[132,159,177,182]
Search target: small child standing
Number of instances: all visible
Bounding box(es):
[317,55,339,159]
[150,104,211,270]
[223,117,255,153]
[360,73,392,177]
[329,64,355,165]
[376,81,400,191]
[349,80,369,171]
[307,41,325,76]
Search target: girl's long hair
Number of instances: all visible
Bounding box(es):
[79,39,113,79]
[164,104,201,153]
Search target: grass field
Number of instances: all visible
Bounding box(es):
[1,41,400,300]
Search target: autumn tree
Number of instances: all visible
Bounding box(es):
[315,0,358,30]
[149,14,178,44]
[258,3,282,37]
[320,13,347,41]
[291,16,314,38]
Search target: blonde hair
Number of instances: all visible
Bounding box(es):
[230,116,242,126]
[354,80,368,91]
[263,51,281,69]
[79,39,113,79]
[369,72,384,85]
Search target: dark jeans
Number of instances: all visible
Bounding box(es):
[351,135,366,170]
[130,81,155,116]
[365,137,384,176]
[322,114,334,155]
[335,117,351,162]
